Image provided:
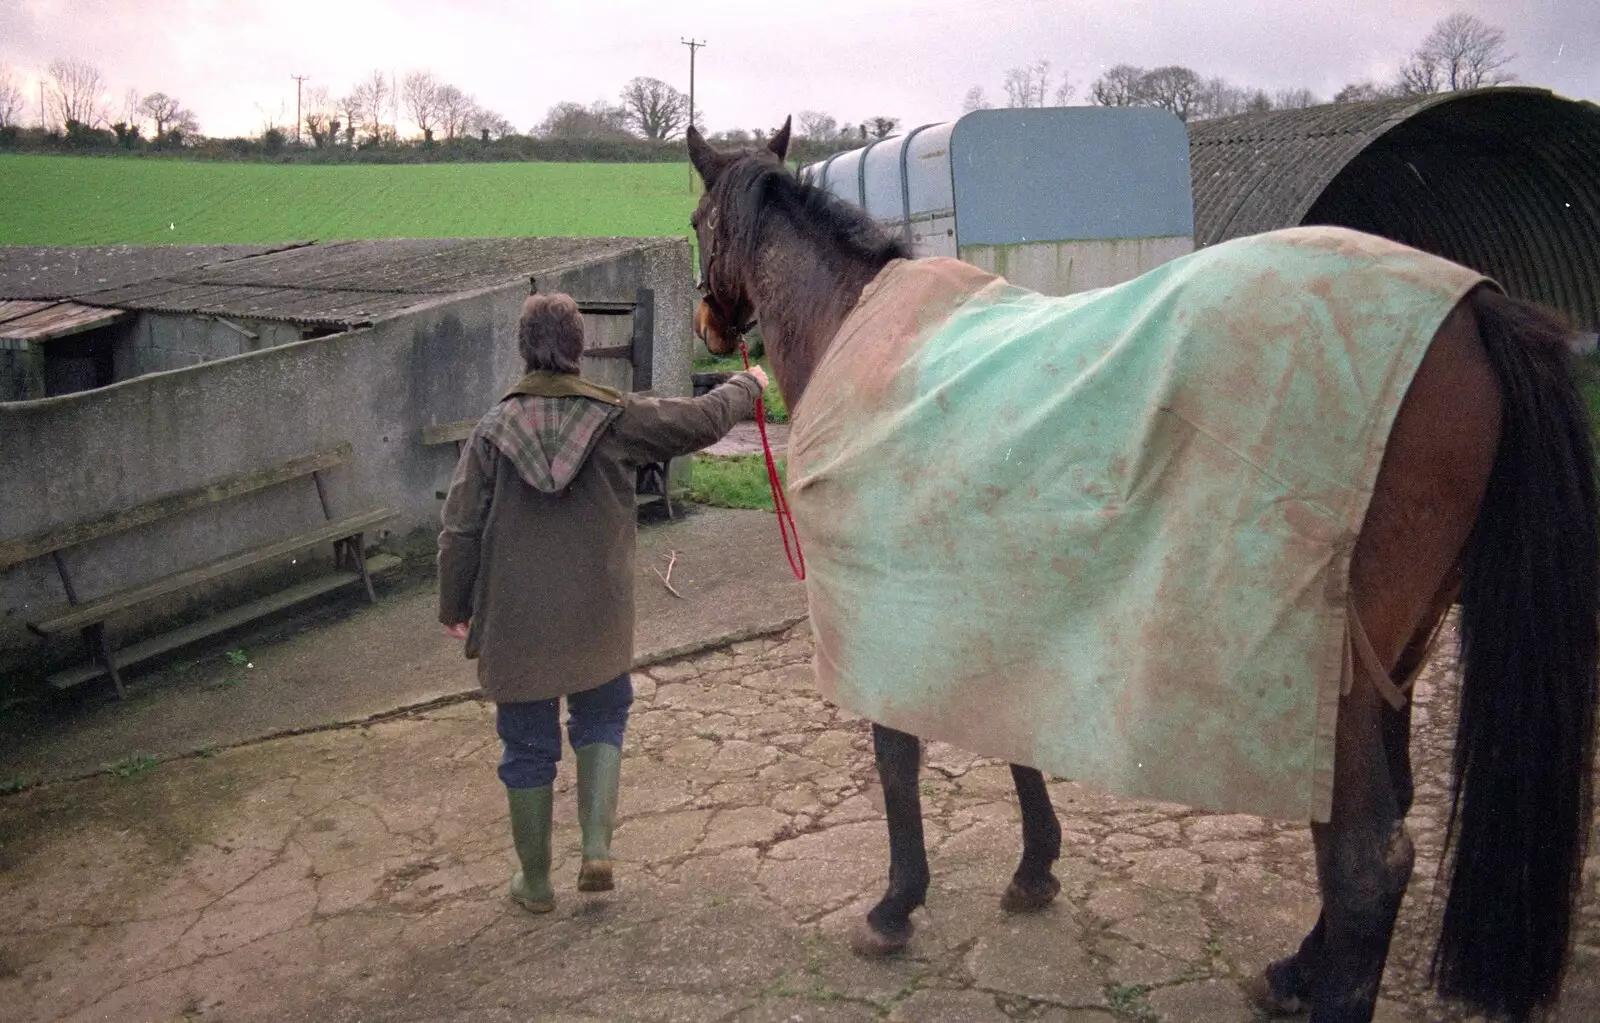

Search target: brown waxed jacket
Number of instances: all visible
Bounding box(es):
[438,369,763,703]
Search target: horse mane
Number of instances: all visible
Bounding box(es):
[711,153,911,278]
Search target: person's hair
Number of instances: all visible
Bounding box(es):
[518,293,585,373]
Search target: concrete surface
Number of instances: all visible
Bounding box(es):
[0,506,808,786]
[2,618,1596,1022]
[701,421,789,458]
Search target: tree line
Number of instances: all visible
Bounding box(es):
[0,58,200,148]
[957,13,1516,122]
[0,13,1521,163]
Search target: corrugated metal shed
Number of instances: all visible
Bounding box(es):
[0,236,665,329]
[1189,86,1600,329]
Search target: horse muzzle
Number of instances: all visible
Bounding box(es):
[695,298,737,356]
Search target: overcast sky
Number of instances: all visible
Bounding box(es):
[2,0,1595,139]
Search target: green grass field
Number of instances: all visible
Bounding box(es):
[0,155,700,245]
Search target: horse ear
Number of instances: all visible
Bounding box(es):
[686,125,724,187]
[767,116,792,162]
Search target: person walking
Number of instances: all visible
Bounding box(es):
[438,291,767,912]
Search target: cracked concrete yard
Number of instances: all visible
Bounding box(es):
[2,618,1598,1022]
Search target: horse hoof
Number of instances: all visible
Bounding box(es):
[850,919,911,958]
[1000,874,1061,913]
[1244,968,1307,1016]
[577,860,614,892]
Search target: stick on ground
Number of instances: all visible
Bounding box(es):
[654,550,684,598]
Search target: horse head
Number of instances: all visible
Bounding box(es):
[686,116,791,356]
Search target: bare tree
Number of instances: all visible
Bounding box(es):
[300,85,338,147]
[402,71,441,141]
[797,109,839,141]
[468,106,514,141]
[1272,87,1321,109]
[353,69,391,142]
[962,85,992,112]
[47,57,106,127]
[1409,13,1517,92]
[0,65,26,128]
[117,87,142,130]
[1397,50,1444,95]
[1090,64,1147,107]
[867,115,899,139]
[1135,66,1202,121]
[1191,76,1247,121]
[1054,76,1075,105]
[535,100,630,139]
[1333,80,1397,103]
[136,91,197,139]
[619,77,688,141]
[1003,59,1053,108]
[436,85,474,140]
[336,92,364,145]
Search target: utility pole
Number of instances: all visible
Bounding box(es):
[39,81,46,130]
[291,74,309,144]
[681,37,705,190]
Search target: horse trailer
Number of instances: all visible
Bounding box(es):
[798,107,1195,296]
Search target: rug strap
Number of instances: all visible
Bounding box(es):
[1345,605,1446,711]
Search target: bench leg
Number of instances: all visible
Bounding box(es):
[85,623,124,699]
[352,533,377,603]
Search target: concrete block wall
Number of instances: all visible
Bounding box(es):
[117,314,306,378]
[0,348,35,402]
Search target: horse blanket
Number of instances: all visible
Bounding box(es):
[786,225,1489,822]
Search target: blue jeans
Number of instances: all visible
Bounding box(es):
[495,673,634,789]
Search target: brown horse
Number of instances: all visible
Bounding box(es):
[686,118,1598,1023]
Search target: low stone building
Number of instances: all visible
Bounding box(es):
[0,236,696,690]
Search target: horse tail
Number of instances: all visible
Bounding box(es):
[1432,287,1600,1019]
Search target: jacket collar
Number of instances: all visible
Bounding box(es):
[502,370,626,406]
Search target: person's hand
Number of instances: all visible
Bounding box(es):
[444,622,469,641]
[746,365,769,391]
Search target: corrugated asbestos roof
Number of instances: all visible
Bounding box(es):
[0,236,668,329]
[0,244,297,300]
[1189,86,1600,329]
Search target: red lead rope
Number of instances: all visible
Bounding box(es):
[741,340,806,580]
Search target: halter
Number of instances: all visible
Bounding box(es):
[693,201,806,580]
[695,204,758,344]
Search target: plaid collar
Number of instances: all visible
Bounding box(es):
[478,387,622,492]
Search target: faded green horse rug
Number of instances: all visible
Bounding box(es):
[786,226,1488,822]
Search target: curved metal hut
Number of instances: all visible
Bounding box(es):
[1188,86,1600,331]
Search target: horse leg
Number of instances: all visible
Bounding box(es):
[852,722,930,957]
[1253,299,1500,1021]
[1251,588,1445,1015]
[1000,764,1062,912]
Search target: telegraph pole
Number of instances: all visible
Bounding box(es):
[291,74,309,144]
[681,37,705,190]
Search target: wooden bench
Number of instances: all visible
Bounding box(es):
[0,443,399,696]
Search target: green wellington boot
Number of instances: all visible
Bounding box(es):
[574,743,622,892]
[506,785,556,913]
